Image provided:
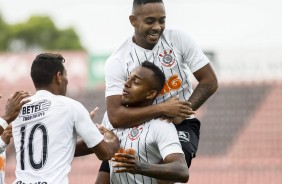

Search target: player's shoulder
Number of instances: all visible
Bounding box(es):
[106,36,133,63]
[163,27,192,39]
[55,95,84,109]
[164,27,183,35]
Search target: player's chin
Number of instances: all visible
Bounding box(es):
[121,97,130,106]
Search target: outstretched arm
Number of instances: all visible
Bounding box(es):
[107,95,193,128]
[0,91,30,135]
[189,63,218,111]
[75,125,119,160]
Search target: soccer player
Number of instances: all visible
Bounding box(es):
[97,0,218,182]
[0,92,31,183]
[102,61,189,183]
[11,53,119,184]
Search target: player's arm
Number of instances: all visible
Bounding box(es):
[74,120,119,160]
[107,95,192,128]
[75,138,118,161]
[74,130,119,160]
[0,91,30,135]
[0,124,12,154]
[188,63,218,111]
[112,153,189,183]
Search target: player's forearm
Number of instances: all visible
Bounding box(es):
[0,117,9,135]
[74,139,93,157]
[188,82,218,111]
[108,104,163,128]
[1,115,13,124]
[92,139,119,161]
[137,162,189,183]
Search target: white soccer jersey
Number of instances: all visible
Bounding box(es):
[102,113,183,184]
[105,28,209,104]
[12,90,104,184]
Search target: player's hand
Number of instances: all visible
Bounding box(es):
[1,124,12,144]
[96,124,118,143]
[157,97,194,119]
[2,91,31,123]
[90,106,99,120]
[112,148,140,174]
[96,124,106,134]
[158,116,186,125]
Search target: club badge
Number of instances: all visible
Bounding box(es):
[128,126,143,141]
[159,49,176,68]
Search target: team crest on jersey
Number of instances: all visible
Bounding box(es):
[128,126,143,141]
[159,49,176,68]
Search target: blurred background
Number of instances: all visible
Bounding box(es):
[0,0,281,183]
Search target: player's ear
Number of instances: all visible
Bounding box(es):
[129,15,136,27]
[146,90,158,100]
[55,71,63,84]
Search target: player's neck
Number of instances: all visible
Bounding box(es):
[132,36,155,50]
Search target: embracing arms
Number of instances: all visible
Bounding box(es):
[107,96,193,128]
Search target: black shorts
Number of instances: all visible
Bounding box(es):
[99,160,110,172]
[99,118,201,172]
[175,118,201,168]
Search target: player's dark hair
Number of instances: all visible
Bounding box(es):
[31,53,65,88]
[133,0,163,8]
[141,61,165,93]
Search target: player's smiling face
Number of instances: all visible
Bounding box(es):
[130,3,166,50]
[122,67,155,107]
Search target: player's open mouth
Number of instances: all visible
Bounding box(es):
[148,33,160,40]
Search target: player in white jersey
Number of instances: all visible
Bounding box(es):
[102,61,188,183]
[0,91,31,183]
[96,0,218,183]
[11,53,119,184]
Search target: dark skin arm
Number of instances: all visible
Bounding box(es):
[107,96,193,128]
[112,153,189,183]
[75,125,119,160]
[161,63,218,125]
[188,63,218,111]
[0,91,31,135]
[1,124,12,144]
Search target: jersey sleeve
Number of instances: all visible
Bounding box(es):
[72,101,104,148]
[153,120,184,159]
[101,112,113,130]
[104,55,126,97]
[174,29,209,73]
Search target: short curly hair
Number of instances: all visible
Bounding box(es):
[31,53,65,88]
